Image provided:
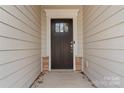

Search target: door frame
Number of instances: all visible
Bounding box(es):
[45,9,79,71]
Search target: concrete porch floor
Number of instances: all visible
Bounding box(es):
[32,70,94,88]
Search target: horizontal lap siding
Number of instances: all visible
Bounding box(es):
[0,5,41,88]
[83,6,124,87]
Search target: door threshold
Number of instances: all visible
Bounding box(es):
[51,69,73,72]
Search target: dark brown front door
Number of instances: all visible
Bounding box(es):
[51,19,73,69]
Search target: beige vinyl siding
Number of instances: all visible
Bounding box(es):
[0,5,41,88]
[83,6,124,87]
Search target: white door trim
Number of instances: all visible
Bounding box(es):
[45,9,79,71]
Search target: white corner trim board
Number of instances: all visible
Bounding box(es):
[45,9,79,71]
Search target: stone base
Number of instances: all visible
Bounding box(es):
[42,57,49,72]
[75,57,82,71]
